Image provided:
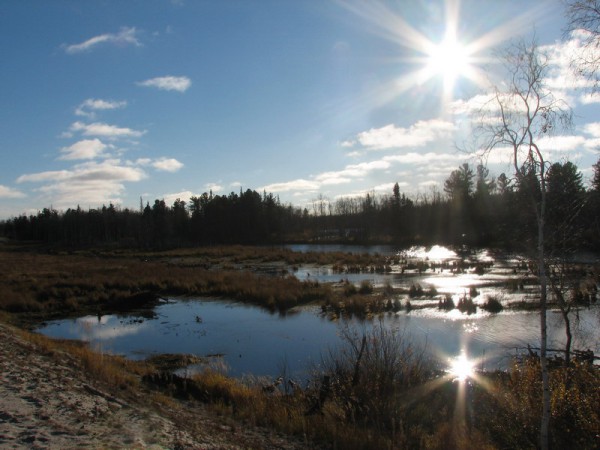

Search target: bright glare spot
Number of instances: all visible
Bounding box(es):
[425,245,457,260]
[448,352,474,381]
[425,31,473,93]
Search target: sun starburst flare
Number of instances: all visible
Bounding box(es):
[338,0,555,111]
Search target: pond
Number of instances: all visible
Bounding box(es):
[37,298,600,380]
[36,245,600,379]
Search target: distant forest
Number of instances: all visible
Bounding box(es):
[2,160,600,252]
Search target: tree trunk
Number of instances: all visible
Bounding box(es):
[563,309,572,366]
[538,210,550,450]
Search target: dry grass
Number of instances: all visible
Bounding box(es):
[0,246,335,321]
[18,328,148,389]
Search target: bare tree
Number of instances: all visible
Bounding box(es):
[564,0,600,89]
[474,39,572,450]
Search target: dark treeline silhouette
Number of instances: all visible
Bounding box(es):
[2,161,600,251]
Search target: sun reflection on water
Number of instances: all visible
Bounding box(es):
[448,352,474,382]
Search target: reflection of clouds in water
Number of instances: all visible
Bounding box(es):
[74,315,147,341]
[79,315,110,325]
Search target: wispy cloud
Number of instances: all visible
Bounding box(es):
[204,183,223,193]
[260,179,320,193]
[0,185,26,199]
[17,160,147,209]
[152,157,184,172]
[315,161,391,185]
[137,76,191,92]
[541,30,600,102]
[350,119,456,150]
[59,139,108,160]
[18,160,145,184]
[64,27,141,54]
[69,121,146,139]
[383,152,465,165]
[75,99,127,118]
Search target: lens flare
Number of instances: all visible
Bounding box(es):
[337,0,553,110]
[448,352,474,381]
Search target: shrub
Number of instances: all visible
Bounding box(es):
[315,323,433,433]
[457,296,476,314]
[358,280,373,295]
[409,283,423,298]
[481,296,503,313]
[439,294,455,310]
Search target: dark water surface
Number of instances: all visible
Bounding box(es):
[37,298,600,379]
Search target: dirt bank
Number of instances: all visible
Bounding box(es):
[0,322,308,449]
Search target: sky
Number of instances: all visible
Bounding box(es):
[1,0,598,219]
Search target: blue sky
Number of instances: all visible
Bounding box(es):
[0,0,597,219]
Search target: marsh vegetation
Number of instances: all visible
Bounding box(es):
[1,242,598,448]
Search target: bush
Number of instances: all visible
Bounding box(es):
[315,323,433,432]
[481,296,503,313]
[409,283,423,298]
[439,294,455,310]
[457,296,476,314]
[358,280,373,295]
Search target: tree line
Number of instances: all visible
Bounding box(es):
[1,160,599,251]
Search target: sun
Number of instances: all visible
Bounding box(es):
[337,0,549,109]
[425,31,475,94]
[448,352,474,382]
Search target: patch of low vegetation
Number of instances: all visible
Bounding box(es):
[457,296,477,314]
[0,246,339,323]
[481,296,504,313]
[438,294,455,310]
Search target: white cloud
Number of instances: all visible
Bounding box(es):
[537,135,586,151]
[17,160,147,209]
[315,160,391,185]
[583,122,600,137]
[384,152,464,165]
[355,119,455,150]
[579,93,600,104]
[0,185,25,199]
[204,183,223,193]
[541,30,600,96]
[75,99,127,118]
[59,139,108,160]
[449,94,497,116]
[260,179,320,193]
[162,191,197,205]
[137,76,191,92]
[64,27,141,54]
[69,121,146,139]
[152,158,184,172]
[17,170,72,183]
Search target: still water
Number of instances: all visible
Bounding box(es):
[37,245,600,379]
[37,298,599,379]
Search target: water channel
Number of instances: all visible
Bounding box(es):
[37,245,600,379]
